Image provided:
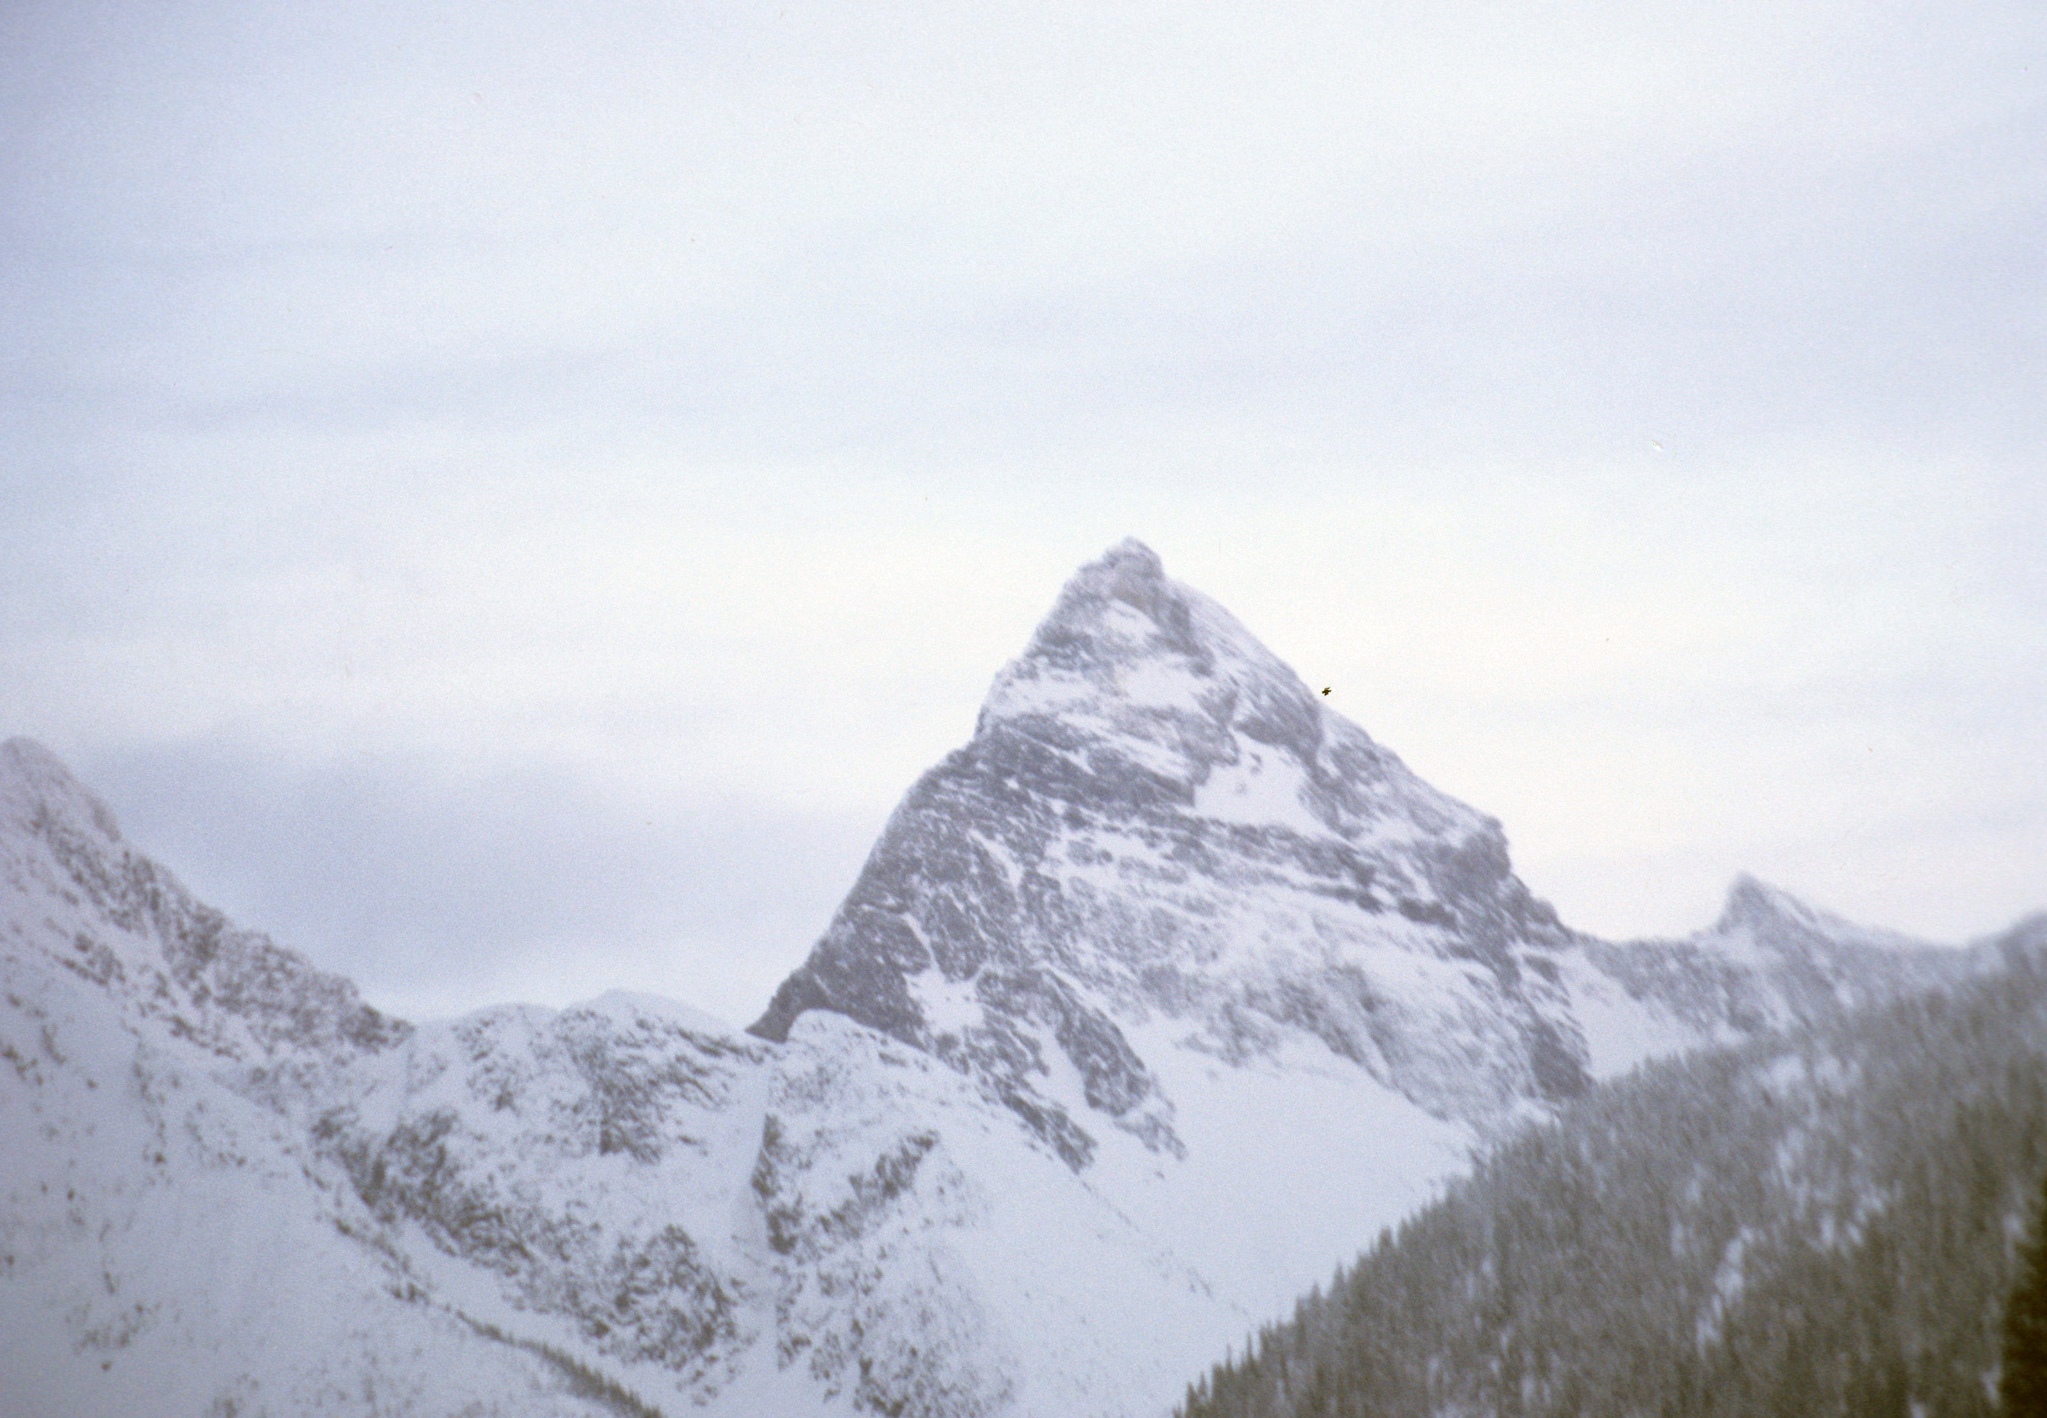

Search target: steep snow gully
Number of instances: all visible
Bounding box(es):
[0,540,1980,1417]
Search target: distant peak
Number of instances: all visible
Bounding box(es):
[1709,873,1940,954]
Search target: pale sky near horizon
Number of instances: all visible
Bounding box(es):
[3,0,2043,1025]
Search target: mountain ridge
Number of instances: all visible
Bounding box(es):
[0,541,1995,1418]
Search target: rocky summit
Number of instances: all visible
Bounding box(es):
[0,542,1979,1418]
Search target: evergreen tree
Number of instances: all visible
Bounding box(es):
[2004,1167,2047,1418]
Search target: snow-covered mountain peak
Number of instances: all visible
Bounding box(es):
[755,541,1593,1185]
[974,538,1307,803]
[981,537,1297,729]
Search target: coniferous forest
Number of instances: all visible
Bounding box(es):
[1183,922,2047,1418]
[2003,1159,2047,1418]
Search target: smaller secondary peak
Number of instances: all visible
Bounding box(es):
[1709,873,1941,957]
[1716,873,1815,931]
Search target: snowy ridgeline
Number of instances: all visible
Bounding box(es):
[0,542,1990,1418]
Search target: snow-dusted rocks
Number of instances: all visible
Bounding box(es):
[0,542,1981,1417]
[0,736,406,1066]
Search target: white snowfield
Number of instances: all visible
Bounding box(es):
[0,543,1970,1418]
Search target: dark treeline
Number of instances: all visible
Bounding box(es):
[1184,930,2047,1418]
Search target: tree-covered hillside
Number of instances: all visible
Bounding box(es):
[1183,921,2047,1418]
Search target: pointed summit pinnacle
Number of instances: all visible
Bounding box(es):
[960,540,1482,842]
[977,539,1315,756]
[1094,535,1166,582]
[1011,537,1192,673]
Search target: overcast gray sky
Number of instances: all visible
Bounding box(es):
[3,0,2042,1024]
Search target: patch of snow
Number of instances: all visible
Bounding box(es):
[982,665,1101,721]
[1695,1226,1755,1347]
[1194,747,1330,838]
[1092,1017,1473,1325]
[1114,656,1212,715]
[912,967,986,1037]
[1702,923,1770,968]
[1557,952,1686,1078]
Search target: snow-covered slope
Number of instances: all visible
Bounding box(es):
[0,734,1242,1417]
[0,738,649,1417]
[0,541,1978,1418]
